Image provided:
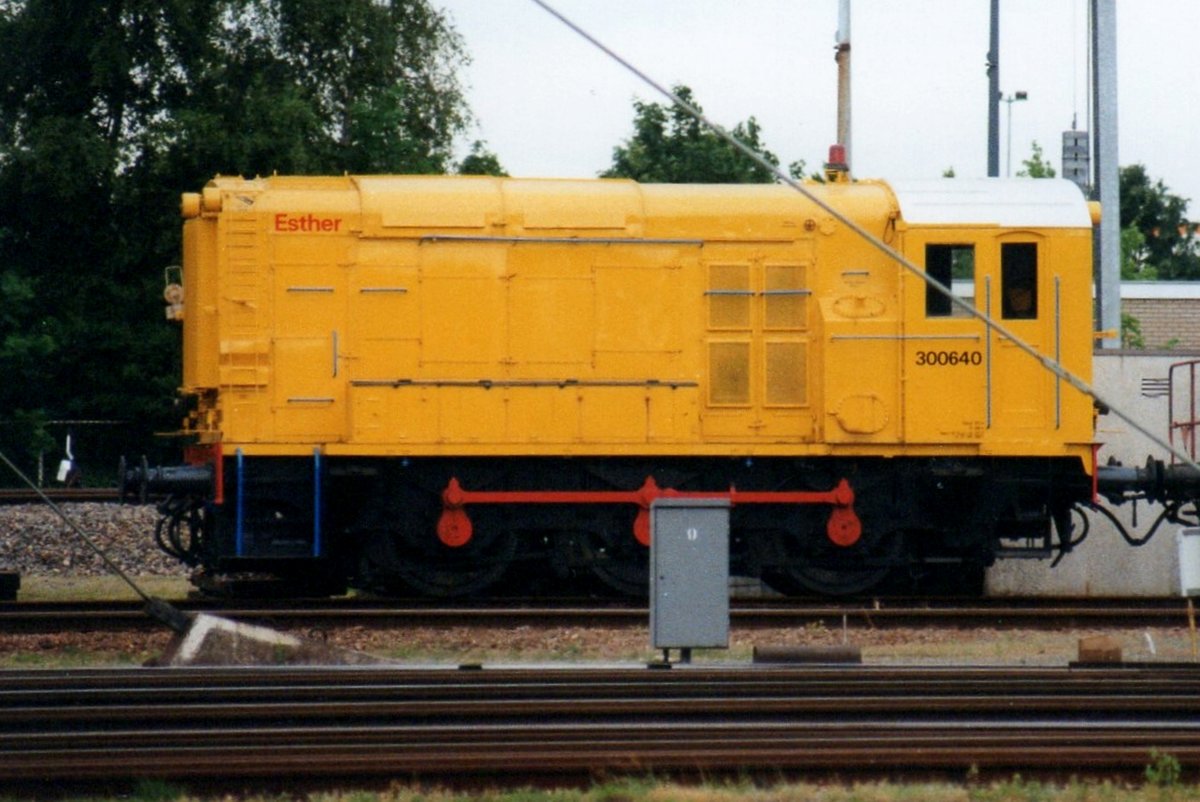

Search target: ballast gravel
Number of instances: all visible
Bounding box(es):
[0,502,186,577]
[0,503,1194,669]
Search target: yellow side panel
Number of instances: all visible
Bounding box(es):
[357,175,498,230]
[898,246,988,443]
[212,210,273,442]
[350,386,438,443]
[699,255,816,442]
[709,341,751,405]
[756,340,813,441]
[419,244,505,367]
[272,338,342,439]
[218,212,268,341]
[650,389,699,442]
[504,180,636,230]
[902,339,988,442]
[346,385,698,447]
[271,257,346,441]
[181,218,219,389]
[765,340,807,405]
[708,264,751,329]
[1053,232,1096,445]
[579,388,648,443]
[505,389,581,444]
[218,339,269,387]
[274,266,340,334]
[222,390,270,443]
[823,324,901,443]
[348,261,420,377]
[764,264,809,329]
[349,390,387,443]
[991,338,1050,429]
[507,247,594,369]
[592,262,686,377]
[438,390,507,442]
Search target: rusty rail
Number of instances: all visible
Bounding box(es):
[2,665,1200,782]
[0,487,127,504]
[2,597,1198,633]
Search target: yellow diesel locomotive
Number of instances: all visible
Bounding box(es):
[131,172,1163,596]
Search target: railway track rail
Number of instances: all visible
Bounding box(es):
[0,487,127,504]
[1,597,1198,633]
[3,664,1200,783]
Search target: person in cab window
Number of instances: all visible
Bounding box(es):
[1001,243,1038,320]
[1004,284,1035,319]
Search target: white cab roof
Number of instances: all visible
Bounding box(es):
[890,178,1093,229]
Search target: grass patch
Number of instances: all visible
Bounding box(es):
[16,574,191,602]
[145,778,1200,802]
[129,778,189,802]
[1,769,1199,801]
[0,644,165,669]
[462,780,1198,802]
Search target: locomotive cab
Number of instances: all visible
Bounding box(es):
[893,179,1095,451]
[887,179,1097,562]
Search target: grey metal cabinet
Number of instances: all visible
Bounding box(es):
[650,498,730,651]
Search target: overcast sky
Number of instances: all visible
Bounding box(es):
[434,1,1200,209]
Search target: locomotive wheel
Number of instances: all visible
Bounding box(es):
[760,523,898,597]
[553,518,649,597]
[584,533,648,597]
[362,489,519,598]
[387,530,519,597]
[763,561,891,596]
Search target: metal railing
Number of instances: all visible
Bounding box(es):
[1169,359,1200,463]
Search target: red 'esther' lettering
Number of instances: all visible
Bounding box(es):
[273,213,343,233]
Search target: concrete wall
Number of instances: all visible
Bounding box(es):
[988,352,1200,596]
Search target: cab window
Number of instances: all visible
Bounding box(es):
[1001,243,1038,319]
[925,244,975,318]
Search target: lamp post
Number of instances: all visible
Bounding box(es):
[1003,90,1028,176]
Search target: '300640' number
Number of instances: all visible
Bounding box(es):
[915,350,983,367]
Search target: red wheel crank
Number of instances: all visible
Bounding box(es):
[437,475,861,549]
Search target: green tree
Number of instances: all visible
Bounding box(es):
[0,0,471,479]
[1121,312,1145,350]
[601,85,781,183]
[1120,225,1156,280]
[456,141,509,176]
[1119,164,1200,280]
[1016,141,1056,178]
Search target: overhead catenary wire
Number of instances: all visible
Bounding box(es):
[528,0,1200,479]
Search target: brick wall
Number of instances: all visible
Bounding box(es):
[1123,297,1200,350]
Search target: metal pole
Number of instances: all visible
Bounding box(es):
[835,0,851,167]
[1092,0,1120,349]
[1006,97,1013,176]
[236,448,245,557]
[987,0,1000,177]
[313,447,322,557]
[1001,91,1026,177]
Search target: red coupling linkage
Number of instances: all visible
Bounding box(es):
[437,475,862,550]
